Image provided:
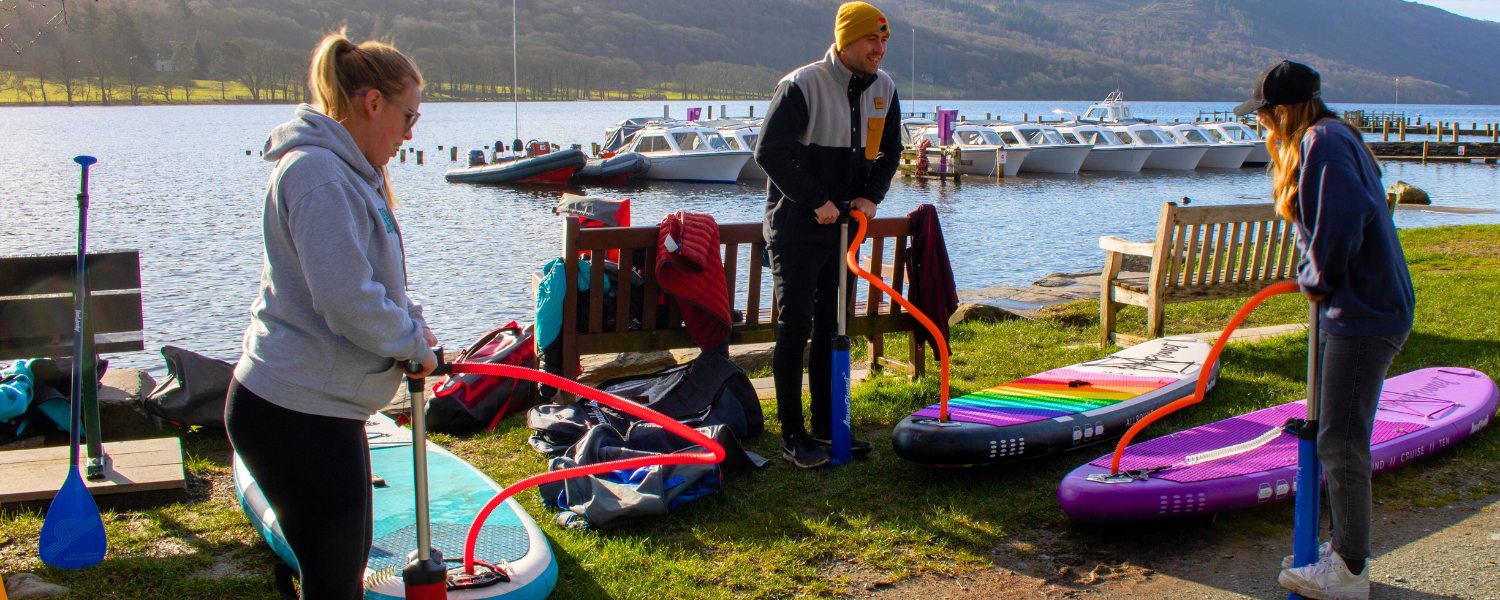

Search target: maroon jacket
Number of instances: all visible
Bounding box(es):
[657,212,732,349]
[905,204,958,357]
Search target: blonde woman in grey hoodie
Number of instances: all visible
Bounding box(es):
[226,30,436,599]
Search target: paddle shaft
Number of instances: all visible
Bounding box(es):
[1289,299,1323,597]
[70,160,95,469]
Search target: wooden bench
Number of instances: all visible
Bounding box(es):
[0,250,185,511]
[550,216,926,397]
[1098,202,1301,347]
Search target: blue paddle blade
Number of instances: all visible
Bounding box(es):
[73,155,98,167]
[39,467,107,569]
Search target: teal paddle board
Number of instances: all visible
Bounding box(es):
[233,412,558,599]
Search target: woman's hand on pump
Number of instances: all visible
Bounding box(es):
[407,351,438,378]
[422,325,438,347]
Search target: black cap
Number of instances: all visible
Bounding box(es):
[1234,60,1321,117]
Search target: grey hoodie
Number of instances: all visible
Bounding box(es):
[234,104,434,420]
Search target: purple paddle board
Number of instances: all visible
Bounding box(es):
[1058,367,1497,522]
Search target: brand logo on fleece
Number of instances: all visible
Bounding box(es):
[877,16,887,32]
[377,208,397,233]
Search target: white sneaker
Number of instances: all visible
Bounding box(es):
[1278,551,1369,600]
[1282,541,1333,569]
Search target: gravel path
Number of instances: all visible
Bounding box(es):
[849,494,1500,599]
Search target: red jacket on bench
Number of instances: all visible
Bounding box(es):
[657,212,732,349]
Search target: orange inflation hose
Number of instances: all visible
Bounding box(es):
[1107,281,1303,475]
[447,363,727,574]
[846,211,952,420]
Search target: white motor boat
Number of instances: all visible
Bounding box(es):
[1163,123,1251,168]
[1203,122,1271,166]
[982,122,1092,174]
[1053,124,1153,172]
[617,120,751,183]
[901,119,1030,178]
[700,118,765,179]
[1108,123,1207,170]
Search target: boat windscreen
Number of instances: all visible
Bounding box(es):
[742,134,759,150]
[723,137,741,150]
[1181,129,1210,143]
[636,136,670,153]
[1060,132,1081,144]
[1203,129,1225,142]
[1136,130,1166,145]
[1019,129,1046,145]
[997,130,1022,145]
[956,130,989,145]
[673,132,707,151]
[703,133,732,151]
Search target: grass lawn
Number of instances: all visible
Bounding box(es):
[2,225,1498,598]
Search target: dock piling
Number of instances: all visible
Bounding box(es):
[749,106,754,118]
[1382,121,1389,142]
[416,150,423,165]
[400,149,406,163]
[1400,120,1406,141]
[451,147,458,161]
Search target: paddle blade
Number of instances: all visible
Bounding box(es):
[38,468,107,569]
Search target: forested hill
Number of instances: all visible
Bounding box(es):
[3,0,1497,104]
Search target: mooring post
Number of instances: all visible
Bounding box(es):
[1383,121,1389,142]
[749,105,754,118]
[400,149,406,163]
[1400,119,1406,142]
[450,146,458,161]
[1422,141,1429,164]
[416,150,423,165]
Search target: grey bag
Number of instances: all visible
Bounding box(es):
[144,346,234,428]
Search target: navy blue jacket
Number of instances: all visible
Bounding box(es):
[1294,119,1415,337]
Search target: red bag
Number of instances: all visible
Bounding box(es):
[425,323,538,433]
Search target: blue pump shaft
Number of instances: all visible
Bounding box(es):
[1288,300,1323,599]
[830,217,853,465]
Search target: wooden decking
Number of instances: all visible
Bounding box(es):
[0,437,187,513]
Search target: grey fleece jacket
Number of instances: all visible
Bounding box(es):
[234,104,434,420]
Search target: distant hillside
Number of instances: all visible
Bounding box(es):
[2,0,1496,105]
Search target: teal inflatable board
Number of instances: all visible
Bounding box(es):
[233,413,558,599]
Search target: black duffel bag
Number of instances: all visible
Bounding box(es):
[145,346,235,428]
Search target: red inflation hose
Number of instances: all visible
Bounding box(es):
[846,211,952,420]
[1107,281,1302,475]
[446,363,727,574]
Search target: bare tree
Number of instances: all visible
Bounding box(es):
[0,0,71,70]
[51,38,81,105]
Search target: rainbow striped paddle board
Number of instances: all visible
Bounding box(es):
[1058,367,1497,522]
[892,337,1217,466]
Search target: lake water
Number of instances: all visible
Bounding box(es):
[3,100,1499,375]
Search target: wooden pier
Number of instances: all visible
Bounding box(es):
[0,437,187,513]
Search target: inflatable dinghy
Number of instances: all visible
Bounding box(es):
[574,152,650,185]
[444,149,586,185]
[893,337,1217,466]
[233,413,558,599]
[1058,367,1497,522]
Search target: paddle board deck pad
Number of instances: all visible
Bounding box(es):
[1058,367,1497,522]
[233,412,558,599]
[892,337,1217,466]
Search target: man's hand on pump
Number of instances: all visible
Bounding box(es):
[815,198,877,225]
[814,201,840,224]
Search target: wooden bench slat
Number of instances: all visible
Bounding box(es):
[1184,223,1202,287]
[1236,221,1256,282]
[1172,203,1278,225]
[616,249,633,333]
[723,242,738,317]
[0,293,144,339]
[642,245,659,330]
[890,236,908,314]
[588,255,606,334]
[747,242,764,325]
[0,252,141,296]
[1209,221,1230,285]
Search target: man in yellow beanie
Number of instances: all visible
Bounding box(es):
[754,1,901,468]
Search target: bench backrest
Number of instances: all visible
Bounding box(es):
[557,216,917,377]
[0,251,144,360]
[1150,202,1301,299]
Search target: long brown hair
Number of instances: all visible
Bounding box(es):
[307,29,424,207]
[1261,98,1377,222]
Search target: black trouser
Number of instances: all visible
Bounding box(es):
[226,380,372,600]
[769,238,855,439]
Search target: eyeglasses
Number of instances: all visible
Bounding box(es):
[358,89,421,133]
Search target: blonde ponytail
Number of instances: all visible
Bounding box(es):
[307,28,424,208]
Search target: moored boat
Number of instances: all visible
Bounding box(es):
[620,121,751,183]
[983,121,1091,174]
[701,118,765,179]
[1203,122,1271,166]
[444,146,587,185]
[1053,123,1153,172]
[1163,123,1251,168]
[901,118,1030,177]
[574,152,651,185]
[1108,123,1207,170]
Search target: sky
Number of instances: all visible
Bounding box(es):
[1412,0,1500,22]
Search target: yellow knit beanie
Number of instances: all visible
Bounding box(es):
[834,2,889,51]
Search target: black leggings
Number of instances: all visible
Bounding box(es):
[225,380,372,600]
[768,239,855,438]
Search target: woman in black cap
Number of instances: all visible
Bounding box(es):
[1235,60,1414,600]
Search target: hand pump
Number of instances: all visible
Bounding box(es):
[1288,300,1323,599]
[830,206,854,465]
[402,350,451,600]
